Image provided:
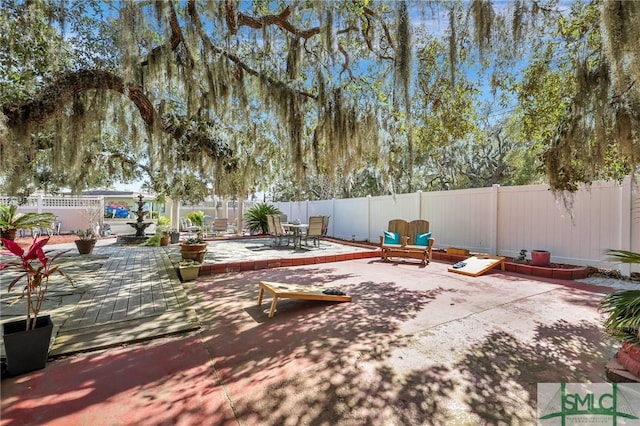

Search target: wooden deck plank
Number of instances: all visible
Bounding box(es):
[50,246,200,356]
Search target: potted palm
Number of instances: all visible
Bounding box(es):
[1,237,71,376]
[74,228,97,254]
[0,204,56,241]
[600,249,640,380]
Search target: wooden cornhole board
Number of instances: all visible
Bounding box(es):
[257,281,351,318]
[447,255,506,277]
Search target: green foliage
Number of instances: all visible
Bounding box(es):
[599,250,640,344]
[600,290,640,344]
[0,204,55,231]
[157,215,171,226]
[244,204,281,234]
[182,235,205,245]
[74,228,96,240]
[143,234,161,246]
[187,211,204,227]
[1,0,639,200]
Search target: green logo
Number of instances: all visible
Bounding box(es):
[538,383,640,425]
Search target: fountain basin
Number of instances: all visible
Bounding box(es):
[117,234,153,245]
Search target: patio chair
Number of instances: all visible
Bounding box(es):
[180,217,200,237]
[202,215,215,235]
[272,215,292,246]
[321,215,330,236]
[214,218,228,233]
[304,216,324,247]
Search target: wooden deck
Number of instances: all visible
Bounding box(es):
[50,246,199,356]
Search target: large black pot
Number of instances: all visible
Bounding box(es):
[2,315,54,376]
[170,231,180,244]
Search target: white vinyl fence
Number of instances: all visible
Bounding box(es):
[2,176,638,275]
[274,176,639,275]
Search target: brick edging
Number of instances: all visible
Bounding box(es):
[431,250,589,280]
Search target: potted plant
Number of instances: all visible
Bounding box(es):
[0,237,72,376]
[178,259,201,281]
[0,204,56,241]
[160,231,171,246]
[74,228,97,254]
[180,235,207,262]
[600,249,640,379]
[156,216,171,244]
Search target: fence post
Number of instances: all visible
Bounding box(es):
[618,176,632,276]
[489,184,500,255]
[331,198,335,238]
[367,195,372,242]
[37,194,43,213]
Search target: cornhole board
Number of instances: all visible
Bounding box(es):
[257,281,351,318]
[447,255,506,277]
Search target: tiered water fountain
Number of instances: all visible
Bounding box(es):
[117,194,153,244]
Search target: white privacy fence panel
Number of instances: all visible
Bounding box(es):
[369,193,421,242]
[496,179,634,270]
[332,197,370,240]
[422,187,495,253]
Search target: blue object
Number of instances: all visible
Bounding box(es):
[383,231,400,244]
[415,232,432,246]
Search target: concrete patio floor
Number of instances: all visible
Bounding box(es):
[0,239,627,425]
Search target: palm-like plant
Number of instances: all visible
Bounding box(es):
[244,204,281,234]
[600,290,640,344]
[0,204,56,239]
[599,249,640,344]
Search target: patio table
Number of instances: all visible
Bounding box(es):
[281,223,308,249]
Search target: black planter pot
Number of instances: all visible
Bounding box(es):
[170,231,180,244]
[2,315,54,376]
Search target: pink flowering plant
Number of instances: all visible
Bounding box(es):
[1,237,72,331]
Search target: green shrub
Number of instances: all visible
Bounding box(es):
[142,234,161,246]
[244,204,281,234]
[599,250,640,344]
[157,215,171,226]
[187,211,204,227]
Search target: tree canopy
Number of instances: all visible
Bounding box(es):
[0,0,638,202]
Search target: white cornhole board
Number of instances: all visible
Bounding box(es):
[448,255,506,277]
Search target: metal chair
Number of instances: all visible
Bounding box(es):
[180,217,200,238]
[304,216,324,247]
[271,215,291,246]
[202,215,215,235]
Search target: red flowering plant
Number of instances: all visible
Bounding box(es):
[1,237,72,331]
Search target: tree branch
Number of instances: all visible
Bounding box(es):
[2,70,159,128]
[187,0,317,101]
[226,2,321,40]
